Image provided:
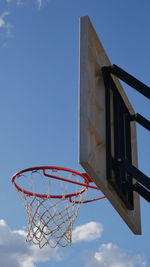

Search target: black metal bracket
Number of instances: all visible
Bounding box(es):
[102,64,150,99]
[102,64,150,207]
[130,113,150,131]
[118,160,150,203]
[103,64,150,131]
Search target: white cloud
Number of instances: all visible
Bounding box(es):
[16,0,24,6]
[0,219,148,266]
[72,222,103,243]
[0,219,62,267]
[0,12,9,28]
[0,17,5,28]
[0,0,47,42]
[0,11,13,39]
[37,0,43,9]
[85,243,147,267]
[0,0,46,44]
[4,0,46,9]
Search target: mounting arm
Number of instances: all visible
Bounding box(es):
[102,64,150,204]
[102,64,150,99]
[119,160,150,203]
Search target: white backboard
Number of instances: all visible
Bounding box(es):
[79,16,141,234]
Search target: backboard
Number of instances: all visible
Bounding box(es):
[79,16,141,234]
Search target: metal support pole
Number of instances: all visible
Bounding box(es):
[123,160,150,190]
[103,64,150,99]
[133,183,150,203]
[130,113,150,131]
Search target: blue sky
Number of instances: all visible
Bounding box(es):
[0,0,149,266]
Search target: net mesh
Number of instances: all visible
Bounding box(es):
[15,168,87,248]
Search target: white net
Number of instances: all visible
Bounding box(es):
[15,168,88,248]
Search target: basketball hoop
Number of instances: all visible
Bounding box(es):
[12,166,105,248]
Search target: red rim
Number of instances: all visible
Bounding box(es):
[69,195,106,204]
[12,166,90,199]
